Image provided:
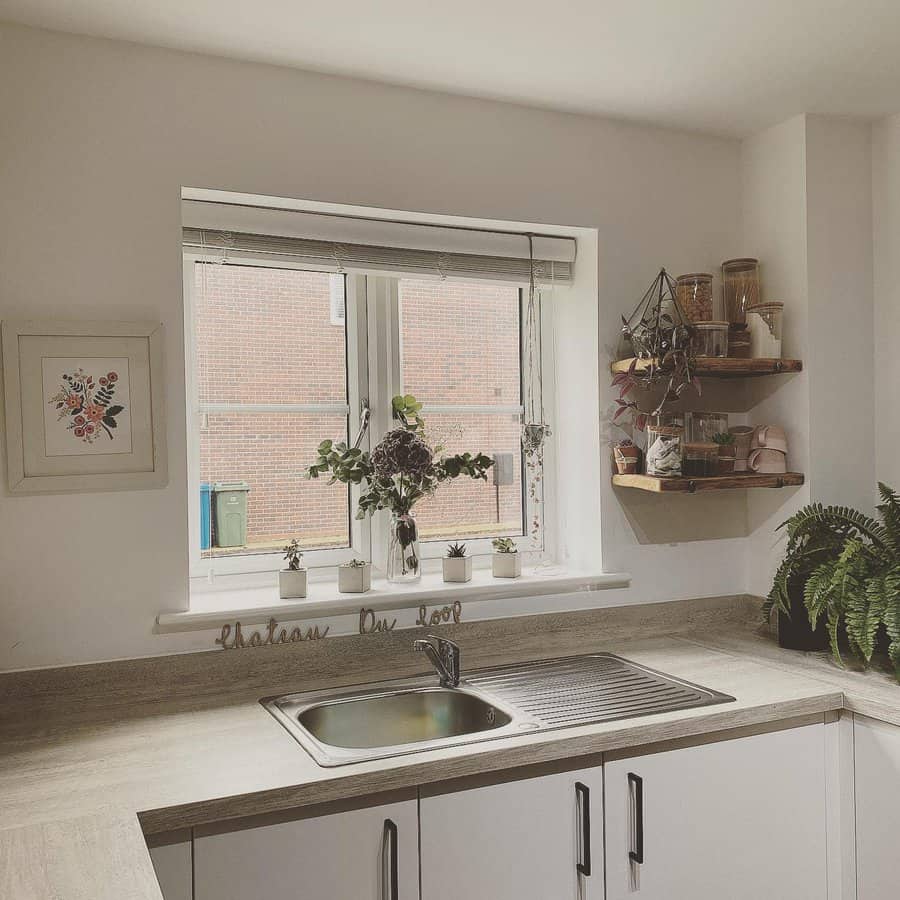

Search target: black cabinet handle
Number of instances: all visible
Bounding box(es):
[628,772,644,864]
[575,781,592,877]
[384,818,399,899]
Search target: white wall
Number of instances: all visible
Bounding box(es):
[741,115,876,597]
[872,114,900,492]
[0,24,746,669]
[741,116,811,598]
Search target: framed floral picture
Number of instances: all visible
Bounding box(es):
[2,321,167,493]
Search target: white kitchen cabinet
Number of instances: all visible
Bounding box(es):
[854,715,900,899]
[193,793,418,900]
[420,767,603,900]
[604,723,827,899]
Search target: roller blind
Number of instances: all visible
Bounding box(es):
[182,200,576,285]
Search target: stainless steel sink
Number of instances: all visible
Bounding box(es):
[264,679,532,766]
[299,686,513,749]
[263,654,734,767]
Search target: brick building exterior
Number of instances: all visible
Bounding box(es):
[194,263,523,555]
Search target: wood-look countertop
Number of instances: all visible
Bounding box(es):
[2,623,898,900]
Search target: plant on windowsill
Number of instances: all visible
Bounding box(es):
[307,394,493,585]
[279,539,308,599]
[491,537,521,579]
[442,542,472,584]
[338,557,372,594]
[764,483,900,680]
[711,432,736,475]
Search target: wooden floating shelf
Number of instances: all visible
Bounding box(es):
[610,357,803,378]
[612,472,805,493]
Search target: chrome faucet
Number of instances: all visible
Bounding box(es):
[414,635,461,688]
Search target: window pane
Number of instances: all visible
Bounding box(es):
[415,413,524,542]
[200,413,349,555]
[194,263,347,404]
[399,278,521,405]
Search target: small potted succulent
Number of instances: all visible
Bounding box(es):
[338,557,372,593]
[491,537,521,578]
[712,432,736,475]
[279,539,307,599]
[442,542,472,583]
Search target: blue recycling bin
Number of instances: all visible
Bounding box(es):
[200,482,212,550]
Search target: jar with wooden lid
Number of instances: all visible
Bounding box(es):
[675,273,713,323]
[645,416,683,477]
[747,301,783,358]
[692,321,729,357]
[722,258,760,326]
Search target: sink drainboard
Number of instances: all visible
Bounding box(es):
[467,654,733,728]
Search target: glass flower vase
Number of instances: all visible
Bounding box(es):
[387,512,421,584]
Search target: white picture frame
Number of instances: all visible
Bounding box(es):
[2,320,167,494]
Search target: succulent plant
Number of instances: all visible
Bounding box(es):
[343,558,368,568]
[446,542,468,558]
[492,537,517,554]
[282,539,304,571]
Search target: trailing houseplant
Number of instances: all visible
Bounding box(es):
[442,542,472,584]
[307,395,493,584]
[764,483,900,679]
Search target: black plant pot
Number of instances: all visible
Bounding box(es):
[777,574,829,651]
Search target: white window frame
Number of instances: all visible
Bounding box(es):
[184,253,370,578]
[184,255,553,581]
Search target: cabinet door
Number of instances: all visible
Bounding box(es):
[855,715,900,899]
[604,723,827,899]
[147,831,192,900]
[420,767,603,900]
[194,794,418,900]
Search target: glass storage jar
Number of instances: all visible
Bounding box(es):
[687,411,729,444]
[645,421,683,477]
[675,273,713,323]
[722,258,760,326]
[692,321,729,357]
[747,301,783,358]
[682,442,719,477]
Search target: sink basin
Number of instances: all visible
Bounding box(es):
[263,654,734,767]
[264,679,531,766]
[298,687,512,749]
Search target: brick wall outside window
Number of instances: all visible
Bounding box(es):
[194,264,525,555]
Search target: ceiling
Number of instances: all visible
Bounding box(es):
[2,0,900,137]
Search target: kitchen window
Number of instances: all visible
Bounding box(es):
[183,204,570,580]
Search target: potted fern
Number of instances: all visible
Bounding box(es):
[492,537,521,578]
[338,558,372,593]
[442,542,472,583]
[279,539,307,599]
[765,483,900,678]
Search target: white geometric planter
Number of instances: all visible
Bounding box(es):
[492,552,521,578]
[338,563,372,593]
[279,568,308,599]
[442,556,472,583]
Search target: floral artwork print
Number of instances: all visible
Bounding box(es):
[48,368,126,444]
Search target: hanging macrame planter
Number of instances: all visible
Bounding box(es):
[522,235,551,459]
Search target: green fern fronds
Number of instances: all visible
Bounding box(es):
[876,482,900,553]
[779,503,887,548]
[804,561,837,629]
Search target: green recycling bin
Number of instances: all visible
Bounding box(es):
[213,482,250,548]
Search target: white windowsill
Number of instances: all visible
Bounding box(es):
[156,569,631,633]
